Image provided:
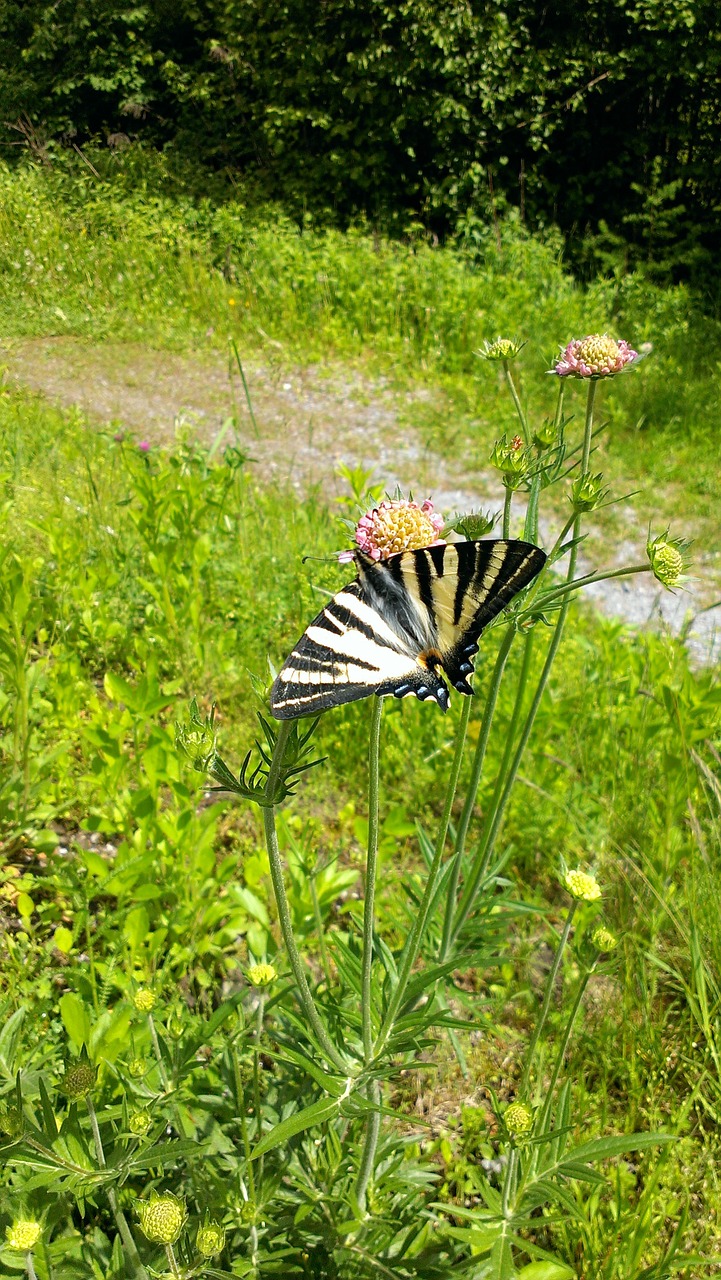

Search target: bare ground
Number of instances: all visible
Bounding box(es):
[2,335,719,663]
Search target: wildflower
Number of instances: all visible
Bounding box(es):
[504,1101,533,1138]
[129,1111,153,1136]
[647,530,690,590]
[133,988,156,1013]
[228,298,236,307]
[60,1060,96,1098]
[340,498,445,563]
[476,336,526,362]
[444,509,496,541]
[247,962,277,988]
[138,441,151,453]
[570,471,608,513]
[196,1219,226,1258]
[113,431,125,443]
[0,1106,25,1138]
[592,925,618,953]
[489,433,533,490]
[563,868,602,902]
[6,1220,41,1251]
[553,334,639,378]
[137,1191,187,1245]
[128,1058,147,1078]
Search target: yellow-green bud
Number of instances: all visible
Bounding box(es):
[137,1192,187,1245]
[647,531,689,590]
[128,1058,147,1078]
[247,963,277,988]
[533,418,560,450]
[504,1101,533,1138]
[489,434,532,490]
[476,336,526,362]
[445,509,496,541]
[133,988,156,1013]
[61,1061,96,1098]
[0,1106,25,1138]
[129,1111,153,1137]
[563,868,602,902]
[6,1220,42,1251]
[196,1220,226,1258]
[570,470,607,513]
[591,924,618,952]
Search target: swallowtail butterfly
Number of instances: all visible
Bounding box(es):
[270,539,546,719]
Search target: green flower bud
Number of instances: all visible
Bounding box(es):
[533,418,560,450]
[591,924,618,953]
[489,434,533,490]
[129,1111,153,1137]
[563,867,602,902]
[6,1220,42,1251]
[444,509,496,541]
[128,1058,147,1078]
[196,1219,226,1258]
[570,470,607,513]
[133,988,156,1013]
[0,1106,25,1138]
[61,1061,96,1098]
[137,1192,187,1245]
[647,530,690,590]
[504,1101,533,1138]
[247,963,277,989]
[476,336,526,362]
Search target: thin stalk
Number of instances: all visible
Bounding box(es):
[502,486,513,539]
[233,1047,256,1203]
[309,871,331,986]
[253,993,266,1181]
[521,902,577,1094]
[25,1254,38,1280]
[86,1096,147,1280]
[164,1243,181,1277]
[147,1014,170,1092]
[523,472,541,544]
[263,722,350,1073]
[526,562,650,615]
[539,958,598,1129]
[230,338,260,439]
[355,1078,381,1213]
[439,629,514,962]
[374,694,473,1054]
[503,360,530,443]
[361,698,383,1060]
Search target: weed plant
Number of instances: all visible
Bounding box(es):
[1,330,719,1276]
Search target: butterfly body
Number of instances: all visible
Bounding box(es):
[270,539,546,720]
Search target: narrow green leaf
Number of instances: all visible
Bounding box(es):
[251,1096,341,1159]
[517,1263,575,1280]
[59,993,91,1050]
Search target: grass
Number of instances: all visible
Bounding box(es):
[0,150,720,1277]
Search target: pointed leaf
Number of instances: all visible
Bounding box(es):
[251,1096,341,1159]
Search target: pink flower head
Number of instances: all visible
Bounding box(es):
[138,440,151,452]
[339,498,445,563]
[554,334,639,378]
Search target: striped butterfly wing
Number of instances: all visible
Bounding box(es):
[269,539,546,720]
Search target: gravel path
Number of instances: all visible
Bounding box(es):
[3,335,719,663]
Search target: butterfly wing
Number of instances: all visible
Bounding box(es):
[269,539,546,720]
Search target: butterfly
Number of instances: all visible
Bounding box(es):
[270,539,546,719]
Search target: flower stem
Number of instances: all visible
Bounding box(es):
[164,1243,181,1278]
[439,629,514,962]
[25,1253,38,1280]
[356,698,384,1211]
[309,870,331,986]
[253,993,266,1181]
[503,360,530,443]
[233,1046,256,1203]
[263,721,350,1074]
[502,487,513,539]
[527,562,650,614]
[86,1096,147,1280]
[521,901,577,1095]
[147,1013,170,1092]
[539,958,597,1129]
[355,1078,381,1213]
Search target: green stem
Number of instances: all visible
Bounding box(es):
[253,993,266,1181]
[523,472,541,544]
[527,562,650,615]
[539,957,598,1129]
[309,871,331,986]
[521,902,577,1094]
[374,693,472,1055]
[355,1078,381,1213]
[86,1096,147,1280]
[361,698,383,1061]
[502,487,513,539]
[147,1013,170,1092]
[164,1243,181,1278]
[25,1253,38,1280]
[233,1047,256,1203]
[263,722,350,1073]
[503,360,530,443]
[439,629,514,962]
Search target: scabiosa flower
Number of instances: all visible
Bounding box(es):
[475,336,526,362]
[504,1101,533,1138]
[6,1220,41,1251]
[247,962,277,988]
[570,471,608,513]
[60,1060,96,1098]
[444,508,497,540]
[0,1106,25,1138]
[489,433,533,490]
[553,334,639,378]
[128,1057,147,1078]
[133,988,156,1013]
[339,498,445,563]
[137,1191,187,1245]
[129,1111,153,1137]
[647,530,690,590]
[196,1219,226,1258]
[138,440,151,453]
[563,868,602,902]
[592,924,618,953]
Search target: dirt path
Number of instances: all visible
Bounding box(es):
[2,335,719,664]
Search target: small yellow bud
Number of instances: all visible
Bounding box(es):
[61,1061,96,1098]
[129,1111,153,1136]
[0,1106,25,1138]
[476,336,526,362]
[563,868,602,902]
[647,531,689,590]
[6,1220,42,1251]
[591,925,618,952]
[196,1220,226,1257]
[128,1058,147,1078]
[247,963,277,988]
[504,1101,533,1138]
[137,1192,187,1245]
[133,988,156,1013]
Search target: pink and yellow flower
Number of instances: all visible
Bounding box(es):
[340,498,445,563]
[554,334,639,378]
